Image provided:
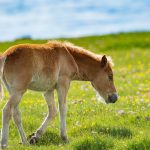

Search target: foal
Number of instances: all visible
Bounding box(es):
[0,41,117,148]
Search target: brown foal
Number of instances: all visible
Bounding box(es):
[0,41,118,148]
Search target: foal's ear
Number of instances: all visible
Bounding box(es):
[101,55,107,68]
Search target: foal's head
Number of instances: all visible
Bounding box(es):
[91,55,118,103]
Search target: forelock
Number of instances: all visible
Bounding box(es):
[107,56,114,67]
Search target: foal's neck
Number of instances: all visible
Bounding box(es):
[68,46,100,81]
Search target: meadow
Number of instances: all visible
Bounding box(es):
[0,32,150,150]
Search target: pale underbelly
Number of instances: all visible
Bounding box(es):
[28,79,56,92]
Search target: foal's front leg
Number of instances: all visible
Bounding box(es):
[29,90,57,144]
[57,76,70,143]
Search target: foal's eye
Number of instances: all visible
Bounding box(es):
[108,74,113,81]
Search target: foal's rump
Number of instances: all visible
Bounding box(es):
[3,46,34,92]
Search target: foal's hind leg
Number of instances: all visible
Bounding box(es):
[29,90,57,144]
[13,106,28,145]
[1,90,26,149]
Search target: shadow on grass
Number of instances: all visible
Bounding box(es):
[73,125,132,139]
[34,131,62,146]
[73,137,113,150]
[128,139,150,150]
[95,126,132,138]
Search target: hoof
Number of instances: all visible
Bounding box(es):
[28,133,35,139]
[61,136,69,143]
[29,136,38,145]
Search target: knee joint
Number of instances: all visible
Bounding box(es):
[48,109,57,119]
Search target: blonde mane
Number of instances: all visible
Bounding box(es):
[47,40,114,67]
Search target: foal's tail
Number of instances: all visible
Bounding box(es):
[0,54,6,100]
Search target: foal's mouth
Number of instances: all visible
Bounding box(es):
[95,89,118,104]
[107,93,118,103]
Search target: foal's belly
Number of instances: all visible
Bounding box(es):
[28,81,51,91]
[28,74,56,91]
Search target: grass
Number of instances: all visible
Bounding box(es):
[0,32,150,149]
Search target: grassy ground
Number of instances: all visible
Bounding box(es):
[0,32,150,150]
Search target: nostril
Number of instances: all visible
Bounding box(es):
[108,93,118,103]
[113,93,118,101]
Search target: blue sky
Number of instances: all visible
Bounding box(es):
[0,0,150,41]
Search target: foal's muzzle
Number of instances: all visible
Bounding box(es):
[108,93,118,103]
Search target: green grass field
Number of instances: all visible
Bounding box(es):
[0,32,150,150]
